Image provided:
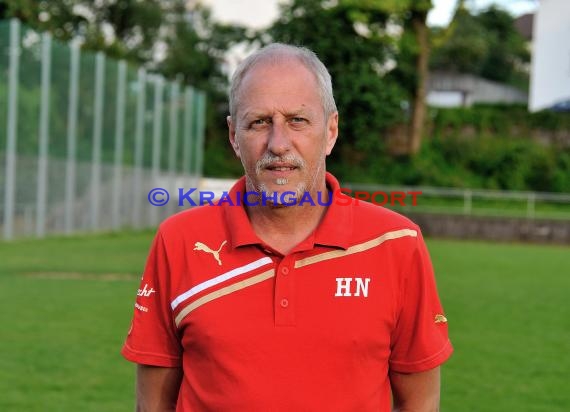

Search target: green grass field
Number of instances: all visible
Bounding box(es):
[1,231,569,411]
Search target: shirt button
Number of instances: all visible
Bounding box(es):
[280,298,289,308]
[281,267,289,275]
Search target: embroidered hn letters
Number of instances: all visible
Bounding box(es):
[334,277,371,297]
[194,240,227,266]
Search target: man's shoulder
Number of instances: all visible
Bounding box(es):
[350,200,420,235]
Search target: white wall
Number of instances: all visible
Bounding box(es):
[427,91,465,107]
[529,0,570,112]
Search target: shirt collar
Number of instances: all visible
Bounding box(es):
[223,176,260,249]
[309,172,351,249]
[223,172,352,251]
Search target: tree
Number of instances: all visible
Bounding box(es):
[1,0,164,62]
[477,5,530,85]
[340,0,434,155]
[158,3,245,98]
[396,0,433,154]
[430,3,530,87]
[0,0,8,19]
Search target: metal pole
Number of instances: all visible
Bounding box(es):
[132,68,146,228]
[150,75,164,226]
[90,52,105,230]
[191,90,200,178]
[167,81,180,216]
[195,91,207,178]
[3,19,20,240]
[36,32,52,237]
[152,75,164,180]
[168,81,180,175]
[111,60,127,230]
[464,189,472,215]
[182,86,194,176]
[64,40,80,234]
[527,193,536,219]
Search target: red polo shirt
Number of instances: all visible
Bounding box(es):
[122,173,452,411]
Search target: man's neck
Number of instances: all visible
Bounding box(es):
[246,191,329,255]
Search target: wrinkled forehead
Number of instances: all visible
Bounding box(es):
[235,58,321,114]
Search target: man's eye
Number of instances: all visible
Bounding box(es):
[251,119,269,126]
[291,117,306,123]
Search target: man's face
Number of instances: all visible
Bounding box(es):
[228,59,338,204]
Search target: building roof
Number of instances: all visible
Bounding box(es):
[515,13,534,41]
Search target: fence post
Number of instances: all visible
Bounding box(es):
[527,192,536,219]
[132,68,146,229]
[90,52,105,230]
[194,91,206,178]
[3,18,20,240]
[111,60,127,230]
[150,75,164,226]
[464,189,472,215]
[182,86,194,176]
[36,32,52,237]
[167,80,180,216]
[168,80,180,176]
[64,40,80,234]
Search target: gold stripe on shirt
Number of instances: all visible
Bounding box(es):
[294,228,418,268]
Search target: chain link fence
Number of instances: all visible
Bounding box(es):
[0,19,206,240]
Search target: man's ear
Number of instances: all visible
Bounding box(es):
[325,111,339,156]
[227,115,240,158]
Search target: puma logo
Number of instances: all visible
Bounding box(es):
[434,314,448,324]
[194,240,227,266]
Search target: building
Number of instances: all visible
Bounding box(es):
[529,0,570,112]
[427,72,528,108]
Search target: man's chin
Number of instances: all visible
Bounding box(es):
[257,183,306,205]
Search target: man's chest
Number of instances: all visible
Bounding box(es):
[173,246,405,354]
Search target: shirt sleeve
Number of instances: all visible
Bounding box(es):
[389,230,453,373]
[121,230,182,367]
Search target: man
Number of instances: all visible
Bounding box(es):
[122,43,453,411]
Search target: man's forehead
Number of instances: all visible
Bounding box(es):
[235,61,320,112]
[248,53,305,72]
[240,58,316,88]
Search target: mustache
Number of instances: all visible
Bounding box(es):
[255,154,305,174]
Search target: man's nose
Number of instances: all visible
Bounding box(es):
[267,120,291,156]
